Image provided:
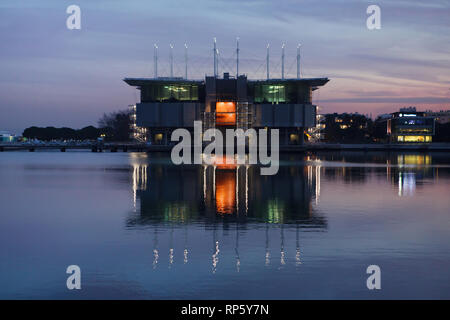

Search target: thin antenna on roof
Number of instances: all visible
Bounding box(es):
[154,44,158,78]
[217,48,220,77]
[266,43,270,80]
[169,44,174,78]
[297,44,301,79]
[236,37,240,78]
[281,43,285,80]
[213,38,217,78]
[184,43,188,79]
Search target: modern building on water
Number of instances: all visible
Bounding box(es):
[124,41,329,146]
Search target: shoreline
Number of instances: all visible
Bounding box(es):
[2,143,450,153]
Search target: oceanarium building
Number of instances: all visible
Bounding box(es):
[125,66,329,146]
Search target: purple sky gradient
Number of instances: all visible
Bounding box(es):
[1,0,449,134]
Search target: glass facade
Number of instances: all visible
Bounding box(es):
[252,82,312,104]
[141,83,200,102]
[393,117,434,127]
[390,115,434,143]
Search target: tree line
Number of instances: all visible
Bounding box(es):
[22,110,132,142]
[21,110,450,143]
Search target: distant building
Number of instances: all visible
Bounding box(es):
[425,109,450,124]
[387,108,435,143]
[124,73,329,146]
[0,131,16,143]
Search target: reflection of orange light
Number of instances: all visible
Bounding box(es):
[216,102,236,125]
[214,155,238,169]
[215,170,236,214]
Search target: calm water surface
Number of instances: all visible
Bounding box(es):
[1,151,450,299]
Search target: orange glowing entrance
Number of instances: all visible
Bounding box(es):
[216,102,236,126]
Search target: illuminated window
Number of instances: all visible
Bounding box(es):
[141,83,199,102]
[253,83,289,103]
[397,136,404,142]
[154,133,163,142]
[404,136,425,142]
[425,136,432,142]
[340,124,348,129]
[216,102,236,126]
[290,134,299,143]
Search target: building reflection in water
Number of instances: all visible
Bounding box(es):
[127,153,327,272]
[393,154,433,197]
[313,152,438,198]
[127,152,445,271]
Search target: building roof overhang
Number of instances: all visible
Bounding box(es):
[248,77,329,87]
[123,77,204,87]
[124,77,330,88]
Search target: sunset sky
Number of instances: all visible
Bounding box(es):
[1,0,449,134]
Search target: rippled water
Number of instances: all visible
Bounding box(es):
[1,151,450,299]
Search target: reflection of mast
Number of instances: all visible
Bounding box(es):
[236,166,239,214]
[235,222,240,272]
[203,165,207,204]
[169,224,174,268]
[184,223,189,264]
[295,223,301,266]
[212,225,219,273]
[213,166,216,199]
[153,226,159,269]
[280,224,285,267]
[245,165,249,214]
[265,223,270,266]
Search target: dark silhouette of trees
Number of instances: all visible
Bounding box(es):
[22,126,100,141]
[22,109,132,142]
[435,122,450,142]
[97,109,132,142]
[322,113,374,143]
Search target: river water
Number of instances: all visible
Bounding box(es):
[1,151,449,299]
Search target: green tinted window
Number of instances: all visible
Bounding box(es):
[253,82,311,104]
[142,83,199,102]
[254,84,286,103]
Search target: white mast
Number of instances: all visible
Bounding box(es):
[184,43,188,79]
[169,44,174,78]
[154,44,158,78]
[213,38,217,78]
[236,37,240,78]
[216,48,220,77]
[281,43,285,80]
[266,43,270,80]
[296,44,301,79]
